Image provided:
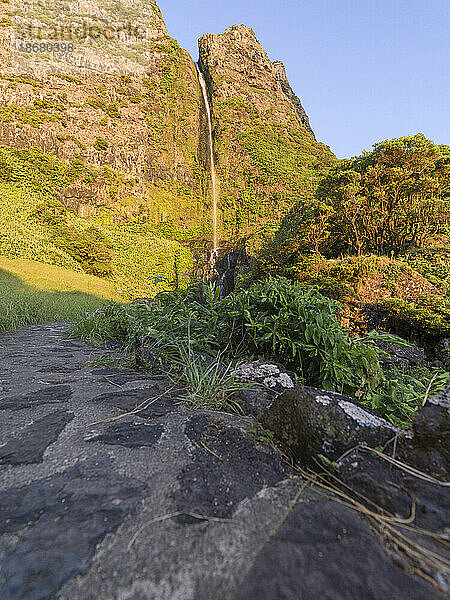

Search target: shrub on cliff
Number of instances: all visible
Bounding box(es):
[262,134,450,266]
[319,135,450,256]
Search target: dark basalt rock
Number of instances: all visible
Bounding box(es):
[92,383,177,418]
[233,359,295,416]
[367,335,425,371]
[0,323,445,598]
[0,409,74,465]
[38,364,78,374]
[212,250,243,299]
[87,422,164,448]
[339,449,450,532]
[398,384,450,478]
[0,458,145,600]
[0,385,73,410]
[435,338,450,367]
[91,367,159,385]
[232,492,444,600]
[176,415,287,521]
[261,385,398,463]
[338,448,449,592]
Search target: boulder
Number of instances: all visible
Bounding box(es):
[261,385,399,462]
[399,382,450,478]
[232,360,295,415]
[367,335,425,371]
[435,337,450,367]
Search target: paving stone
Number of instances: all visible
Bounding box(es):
[0,385,73,410]
[88,422,164,448]
[0,410,74,465]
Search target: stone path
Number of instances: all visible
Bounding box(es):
[0,324,445,600]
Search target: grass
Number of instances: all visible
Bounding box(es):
[0,256,121,333]
[0,182,193,299]
[166,342,255,412]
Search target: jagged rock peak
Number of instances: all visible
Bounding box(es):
[198,24,315,136]
[273,61,315,138]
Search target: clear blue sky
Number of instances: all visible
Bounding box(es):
[159,0,449,158]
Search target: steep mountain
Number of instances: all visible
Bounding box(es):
[1,1,207,227]
[198,25,336,249]
[0,4,336,295]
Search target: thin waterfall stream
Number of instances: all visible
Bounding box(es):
[196,62,218,256]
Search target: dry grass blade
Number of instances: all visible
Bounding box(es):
[88,385,182,426]
[360,447,450,487]
[127,511,236,550]
[293,463,449,589]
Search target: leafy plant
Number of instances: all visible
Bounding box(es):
[72,277,382,397]
[366,367,449,427]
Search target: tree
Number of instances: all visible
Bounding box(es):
[318,134,450,256]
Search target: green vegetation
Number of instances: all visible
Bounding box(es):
[266,135,449,262]
[382,296,450,337]
[367,364,449,426]
[0,256,119,333]
[211,93,336,247]
[72,277,382,397]
[165,340,254,412]
[87,98,121,119]
[94,137,109,151]
[258,134,450,341]
[0,182,193,299]
[0,104,66,128]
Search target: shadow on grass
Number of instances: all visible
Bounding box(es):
[0,268,116,333]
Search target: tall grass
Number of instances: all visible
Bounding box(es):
[0,256,120,333]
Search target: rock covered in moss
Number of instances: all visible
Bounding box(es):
[261,385,399,462]
[233,359,295,415]
[399,382,450,478]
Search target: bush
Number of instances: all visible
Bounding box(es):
[50,225,114,277]
[382,296,450,338]
[94,137,109,151]
[262,135,450,266]
[72,277,383,397]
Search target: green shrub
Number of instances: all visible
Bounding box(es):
[50,225,114,277]
[382,296,450,337]
[87,99,121,119]
[94,137,109,151]
[72,277,383,397]
[262,135,450,267]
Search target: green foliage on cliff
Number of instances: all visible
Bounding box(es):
[87,98,121,119]
[213,98,336,246]
[254,135,450,341]
[0,144,194,299]
[266,135,449,262]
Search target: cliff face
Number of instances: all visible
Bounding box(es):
[273,61,315,138]
[4,0,168,76]
[0,8,336,292]
[198,25,335,248]
[0,1,208,229]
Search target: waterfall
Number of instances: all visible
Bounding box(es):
[196,62,218,255]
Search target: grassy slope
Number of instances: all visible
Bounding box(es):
[0,182,193,299]
[0,256,120,333]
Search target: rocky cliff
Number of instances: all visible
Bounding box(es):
[1,1,208,230]
[198,25,335,249]
[0,4,335,292]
